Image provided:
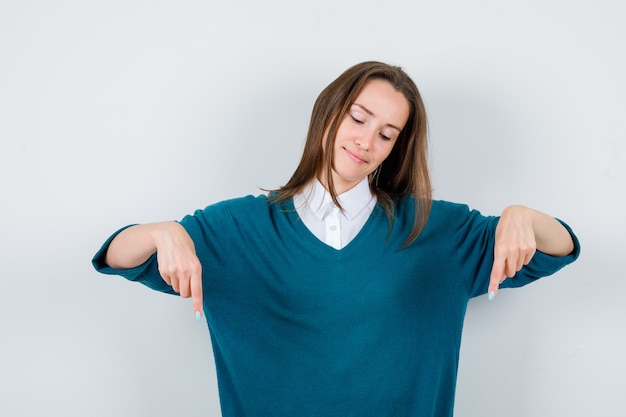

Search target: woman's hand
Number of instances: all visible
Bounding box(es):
[106,222,203,318]
[488,205,574,300]
[153,222,203,316]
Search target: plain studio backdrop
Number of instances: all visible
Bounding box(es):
[1,0,624,416]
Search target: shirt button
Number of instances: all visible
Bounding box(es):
[330,225,337,231]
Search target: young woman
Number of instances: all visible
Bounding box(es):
[93,61,579,417]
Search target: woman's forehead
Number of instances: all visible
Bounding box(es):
[352,79,410,129]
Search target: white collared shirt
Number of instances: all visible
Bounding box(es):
[293,177,376,249]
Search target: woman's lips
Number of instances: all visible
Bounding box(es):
[343,148,367,164]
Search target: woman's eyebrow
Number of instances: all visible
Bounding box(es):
[353,103,402,131]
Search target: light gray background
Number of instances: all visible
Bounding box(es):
[1,0,623,416]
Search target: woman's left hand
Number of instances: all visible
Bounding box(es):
[488,204,574,300]
[488,205,537,299]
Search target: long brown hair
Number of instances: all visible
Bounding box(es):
[270,61,432,247]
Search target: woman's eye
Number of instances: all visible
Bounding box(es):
[379,133,391,141]
[350,115,364,124]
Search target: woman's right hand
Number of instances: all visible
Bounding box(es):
[154,222,203,313]
[105,222,203,318]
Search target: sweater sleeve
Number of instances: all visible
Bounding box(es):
[447,203,581,298]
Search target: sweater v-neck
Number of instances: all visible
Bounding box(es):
[282,196,386,259]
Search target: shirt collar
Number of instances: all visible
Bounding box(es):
[299,177,375,221]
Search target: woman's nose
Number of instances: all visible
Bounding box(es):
[355,130,374,150]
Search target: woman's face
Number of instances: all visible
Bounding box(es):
[321,79,410,194]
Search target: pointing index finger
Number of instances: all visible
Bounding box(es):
[191,266,203,321]
[488,254,506,301]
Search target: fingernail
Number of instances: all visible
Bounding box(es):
[195,311,202,321]
[488,290,495,301]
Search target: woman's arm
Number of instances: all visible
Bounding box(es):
[488,205,575,299]
[105,222,204,317]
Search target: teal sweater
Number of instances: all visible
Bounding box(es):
[93,196,580,417]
